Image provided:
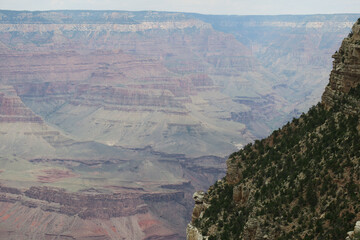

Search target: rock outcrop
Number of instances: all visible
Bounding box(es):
[346,221,360,240]
[322,19,360,109]
[187,223,207,240]
[187,191,208,240]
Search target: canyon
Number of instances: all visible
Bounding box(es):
[0,10,358,239]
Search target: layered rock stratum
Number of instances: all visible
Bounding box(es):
[0,10,359,239]
[187,18,360,240]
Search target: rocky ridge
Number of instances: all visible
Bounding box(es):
[187,18,360,240]
[0,182,188,239]
[0,185,183,219]
[0,20,211,32]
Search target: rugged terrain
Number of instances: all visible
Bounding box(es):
[187,19,360,240]
[0,10,358,239]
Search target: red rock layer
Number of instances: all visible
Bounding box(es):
[18,186,182,219]
[0,202,178,240]
[0,185,184,239]
[0,85,42,123]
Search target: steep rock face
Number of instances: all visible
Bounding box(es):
[188,19,360,240]
[322,19,360,109]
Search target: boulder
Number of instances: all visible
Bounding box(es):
[193,191,205,204]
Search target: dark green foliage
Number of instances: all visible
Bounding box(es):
[203,183,234,223]
[208,235,216,240]
[306,184,318,209]
[197,86,360,239]
[349,84,360,98]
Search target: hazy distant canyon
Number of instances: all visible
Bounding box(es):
[0,10,358,239]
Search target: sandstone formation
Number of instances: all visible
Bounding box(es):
[0,85,42,123]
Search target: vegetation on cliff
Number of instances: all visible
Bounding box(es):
[188,18,360,240]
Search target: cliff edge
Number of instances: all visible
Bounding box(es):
[187,18,360,240]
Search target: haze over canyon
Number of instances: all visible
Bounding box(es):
[0,10,358,239]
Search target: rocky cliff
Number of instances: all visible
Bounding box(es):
[187,18,360,240]
[322,19,360,108]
